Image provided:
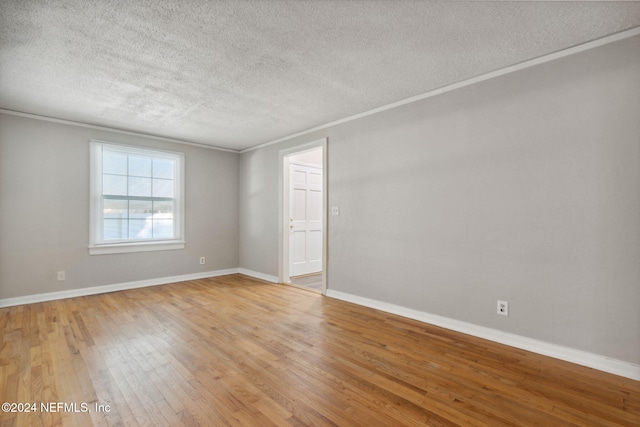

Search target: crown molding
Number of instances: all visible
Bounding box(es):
[241,26,640,154]
[0,109,239,153]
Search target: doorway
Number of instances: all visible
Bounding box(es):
[280,139,327,294]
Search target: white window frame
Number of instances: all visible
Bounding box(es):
[89,140,185,255]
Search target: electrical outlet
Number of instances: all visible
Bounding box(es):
[497,300,508,316]
[57,271,66,281]
[331,206,340,216]
[200,257,206,265]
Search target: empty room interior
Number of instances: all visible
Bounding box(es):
[1,1,639,426]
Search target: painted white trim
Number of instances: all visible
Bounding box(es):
[325,289,640,381]
[0,269,240,308]
[238,268,279,283]
[88,241,185,255]
[89,140,186,252]
[278,139,328,294]
[3,267,635,379]
[0,109,239,153]
[241,26,640,154]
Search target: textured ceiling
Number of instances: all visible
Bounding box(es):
[1,1,640,151]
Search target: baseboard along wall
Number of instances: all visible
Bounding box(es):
[238,268,280,283]
[325,289,640,381]
[1,269,636,381]
[0,269,241,308]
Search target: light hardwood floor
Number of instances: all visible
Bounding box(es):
[1,274,638,426]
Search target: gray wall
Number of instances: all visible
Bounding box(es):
[0,114,239,299]
[1,35,638,365]
[238,35,640,364]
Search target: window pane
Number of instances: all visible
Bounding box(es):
[104,219,126,240]
[153,201,174,218]
[153,158,175,179]
[129,155,151,177]
[129,219,150,239]
[92,141,184,247]
[152,178,174,197]
[129,200,152,219]
[103,199,127,219]
[129,177,151,197]
[103,151,127,175]
[103,174,127,196]
[153,219,174,239]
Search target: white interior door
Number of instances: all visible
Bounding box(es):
[289,163,323,276]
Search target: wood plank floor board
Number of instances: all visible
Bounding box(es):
[1,274,639,426]
[333,318,620,426]
[322,303,638,425]
[226,346,346,426]
[309,342,491,426]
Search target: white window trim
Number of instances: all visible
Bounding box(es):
[89,140,185,255]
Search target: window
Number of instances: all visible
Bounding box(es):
[89,140,185,255]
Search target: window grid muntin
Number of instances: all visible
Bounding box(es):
[101,147,177,242]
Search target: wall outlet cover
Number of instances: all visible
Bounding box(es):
[497,300,508,316]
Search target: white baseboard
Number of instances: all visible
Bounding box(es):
[5,271,635,380]
[0,268,240,308]
[238,268,279,283]
[325,289,640,381]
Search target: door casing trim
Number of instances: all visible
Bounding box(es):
[278,138,328,294]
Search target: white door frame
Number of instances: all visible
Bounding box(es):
[279,138,328,294]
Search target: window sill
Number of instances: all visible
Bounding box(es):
[89,241,185,255]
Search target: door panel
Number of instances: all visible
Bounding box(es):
[309,230,322,262]
[293,170,306,184]
[292,189,306,220]
[309,189,322,221]
[292,231,306,263]
[309,171,322,186]
[289,163,323,276]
